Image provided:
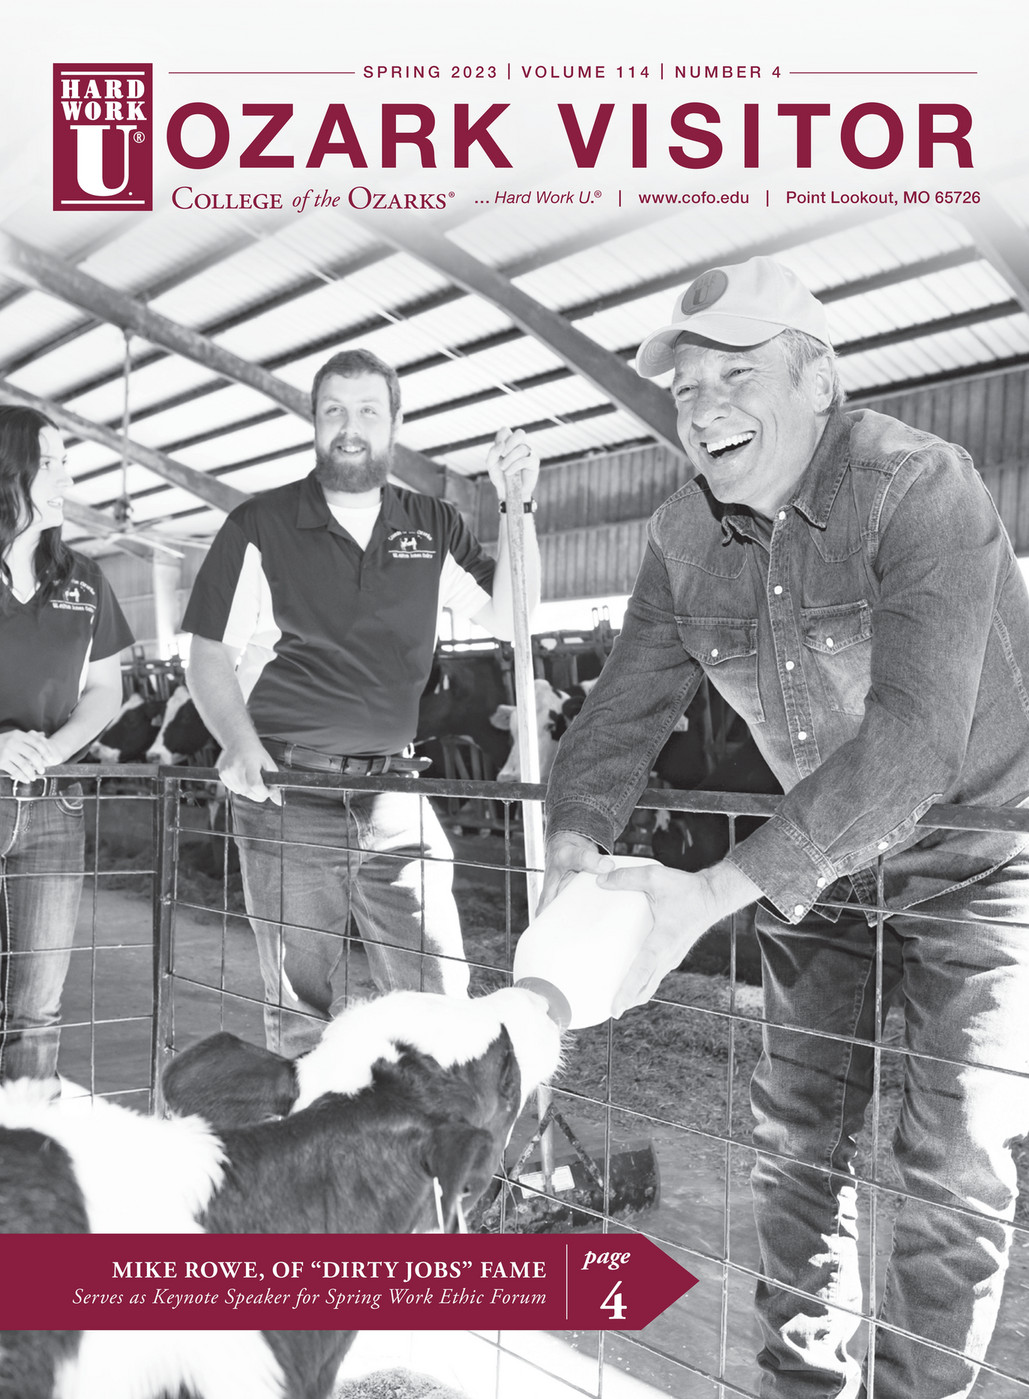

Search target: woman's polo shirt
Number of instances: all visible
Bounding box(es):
[0,552,133,736]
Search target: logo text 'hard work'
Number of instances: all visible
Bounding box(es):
[53,64,153,211]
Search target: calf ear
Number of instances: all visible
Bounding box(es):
[162,1032,298,1126]
[426,1124,497,1232]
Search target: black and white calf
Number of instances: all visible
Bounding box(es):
[0,987,563,1399]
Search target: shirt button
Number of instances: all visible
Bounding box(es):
[793,904,805,917]
[710,648,719,658]
[785,660,795,671]
[878,840,888,851]
[797,730,808,741]
[773,585,783,595]
[825,636,835,648]
[816,877,827,888]
[778,510,786,521]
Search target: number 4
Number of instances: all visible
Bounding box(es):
[600,1281,627,1321]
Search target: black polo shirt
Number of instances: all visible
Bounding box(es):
[0,553,133,737]
[182,474,496,755]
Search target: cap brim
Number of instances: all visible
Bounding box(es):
[635,313,793,377]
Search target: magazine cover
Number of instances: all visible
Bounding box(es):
[1,1,1026,1397]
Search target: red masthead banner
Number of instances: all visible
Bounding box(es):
[0,1234,697,1331]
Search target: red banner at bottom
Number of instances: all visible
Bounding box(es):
[0,1234,697,1331]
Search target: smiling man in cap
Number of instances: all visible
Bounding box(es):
[543,256,1029,1397]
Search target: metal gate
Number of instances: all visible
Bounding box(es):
[21,765,1029,1399]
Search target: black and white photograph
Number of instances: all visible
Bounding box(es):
[0,2,1026,1396]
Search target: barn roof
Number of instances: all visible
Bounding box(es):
[3,170,1029,556]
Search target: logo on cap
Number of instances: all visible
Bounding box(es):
[680,269,728,317]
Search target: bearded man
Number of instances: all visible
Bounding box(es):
[184,348,539,1051]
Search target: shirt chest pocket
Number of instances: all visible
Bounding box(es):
[675,617,764,725]
[799,600,872,716]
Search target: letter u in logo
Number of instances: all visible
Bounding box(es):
[67,123,135,197]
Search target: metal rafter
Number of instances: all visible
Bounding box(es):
[0,229,450,501]
[61,500,163,559]
[958,195,1029,315]
[40,212,948,477]
[0,378,249,515]
[368,222,683,453]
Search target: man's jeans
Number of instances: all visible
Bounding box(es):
[751,856,1029,1399]
[0,786,85,1081]
[231,784,469,1054]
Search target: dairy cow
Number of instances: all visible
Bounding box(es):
[145,682,210,765]
[415,651,513,774]
[89,692,167,764]
[490,678,570,783]
[0,987,563,1399]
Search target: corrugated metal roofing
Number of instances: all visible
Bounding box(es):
[2,183,1029,555]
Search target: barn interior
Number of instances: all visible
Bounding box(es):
[4,188,1029,1399]
[7,187,1029,639]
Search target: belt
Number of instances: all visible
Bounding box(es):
[0,775,77,799]
[262,740,431,777]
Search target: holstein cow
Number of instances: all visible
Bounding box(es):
[89,692,167,764]
[0,987,563,1399]
[650,733,781,873]
[492,679,778,871]
[415,651,513,775]
[145,682,213,765]
[490,678,571,783]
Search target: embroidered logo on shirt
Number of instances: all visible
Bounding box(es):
[387,529,436,560]
[50,578,97,613]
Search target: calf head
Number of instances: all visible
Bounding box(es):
[163,988,562,1232]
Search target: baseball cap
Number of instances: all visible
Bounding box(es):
[635,256,833,378]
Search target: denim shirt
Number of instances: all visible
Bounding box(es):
[546,408,1029,922]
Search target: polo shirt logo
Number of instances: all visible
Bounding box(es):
[387,528,436,561]
[50,577,97,613]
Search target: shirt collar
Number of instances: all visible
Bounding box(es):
[789,410,851,528]
[296,473,413,531]
[719,409,850,542]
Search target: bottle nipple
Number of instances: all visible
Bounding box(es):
[514,977,572,1032]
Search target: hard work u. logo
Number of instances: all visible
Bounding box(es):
[680,269,729,316]
[52,64,153,212]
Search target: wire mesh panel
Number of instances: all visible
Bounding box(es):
[0,764,159,1110]
[77,767,1029,1399]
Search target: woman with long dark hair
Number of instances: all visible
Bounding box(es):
[0,405,132,1081]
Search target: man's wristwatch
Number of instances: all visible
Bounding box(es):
[498,499,538,514]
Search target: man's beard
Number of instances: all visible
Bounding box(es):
[314,437,392,494]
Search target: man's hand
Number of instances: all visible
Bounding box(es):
[486,427,540,500]
[217,737,283,806]
[0,729,62,783]
[595,858,763,1016]
[539,831,607,911]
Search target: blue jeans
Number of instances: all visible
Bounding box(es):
[0,783,85,1081]
[751,856,1029,1399]
[231,784,468,1054]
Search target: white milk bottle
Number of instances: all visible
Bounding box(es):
[513,855,658,1030]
